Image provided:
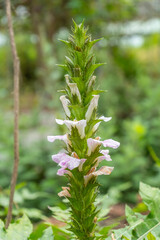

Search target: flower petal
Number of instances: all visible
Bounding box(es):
[57,168,68,176]
[47,134,68,144]
[67,157,81,170]
[92,116,112,132]
[99,150,112,161]
[102,139,120,149]
[92,166,114,176]
[56,119,86,139]
[99,116,112,122]
[87,138,101,156]
[52,153,66,164]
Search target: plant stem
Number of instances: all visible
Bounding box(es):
[5,0,20,229]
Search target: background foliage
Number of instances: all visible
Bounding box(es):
[0,0,160,222]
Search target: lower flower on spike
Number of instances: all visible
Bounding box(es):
[58,187,71,198]
[84,166,114,185]
[52,152,86,175]
[87,137,120,156]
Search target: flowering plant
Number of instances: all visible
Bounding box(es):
[48,20,120,239]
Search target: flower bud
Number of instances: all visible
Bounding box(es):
[68,82,81,102]
[60,95,71,117]
[85,95,99,122]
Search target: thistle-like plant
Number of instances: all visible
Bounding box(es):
[47,21,120,240]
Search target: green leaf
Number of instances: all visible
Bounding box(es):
[125,205,144,226]
[147,232,156,240]
[139,182,160,220]
[0,219,6,239]
[136,220,160,239]
[56,64,68,72]
[48,206,70,222]
[85,63,106,80]
[39,227,54,240]
[89,38,103,48]
[6,215,32,240]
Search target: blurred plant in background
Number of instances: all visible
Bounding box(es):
[0,0,160,221]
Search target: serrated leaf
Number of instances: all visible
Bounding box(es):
[136,220,160,240]
[139,182,160,221]
[48,206,70,222]
[125,205,142,226]
[39,227,54,240]
[6,215,32,240]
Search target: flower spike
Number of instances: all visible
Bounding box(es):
[47,20,120,239]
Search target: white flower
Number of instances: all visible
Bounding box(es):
[92,116,112,132]
[85,95,99,122]
[87,138,101,156]
[60,95,71,117]
[56,119,86,139]
[68,82,81,102]
[87,138,120,156]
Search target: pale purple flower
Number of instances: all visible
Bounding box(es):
[57,168,68,176]
[56,119,86,139]
[60,95,71,117]
[87,138,120,156]
[102,139,120,149]
[52,152,85,175]
[52,152,66,163]
[85,95,99,122]
[68,82,81,102]
[99,150,112,161]
[94,150,112,167]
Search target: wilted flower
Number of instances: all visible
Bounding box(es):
[84,166,114,185]
[58,187,71,198]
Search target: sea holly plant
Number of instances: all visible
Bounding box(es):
[47,21,120,239]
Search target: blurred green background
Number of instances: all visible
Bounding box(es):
[0,0,160,220]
